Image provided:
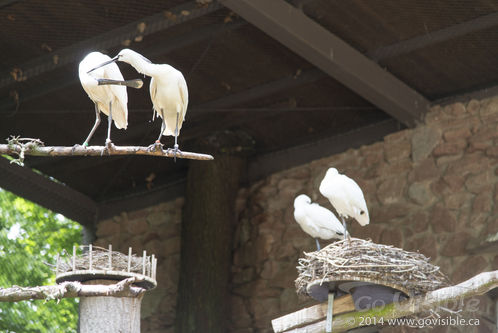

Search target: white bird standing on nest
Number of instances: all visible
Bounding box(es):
[78,52,142,147]
[89,48,188,159]
[319,167,369,238]
[293,194,347,250]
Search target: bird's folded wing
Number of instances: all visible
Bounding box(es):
[304,204,337,229]
[104,63,128,129]
[178,77,188,120]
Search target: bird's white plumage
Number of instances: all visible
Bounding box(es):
[293,194,346,240]
[78,52,128,129]
[116,49,188,136]
[319,168,369,226]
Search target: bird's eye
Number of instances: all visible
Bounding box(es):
[336,232,344,236]
[360,211,365,215]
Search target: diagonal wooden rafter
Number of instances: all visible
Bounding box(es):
[0,157,97,227]
[0,0,20,9]
[247,118,399,181]
[220,0,429,127]
[367,11,498,61]
[200,68,325,108]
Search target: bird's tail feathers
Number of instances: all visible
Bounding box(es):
[111,99,128,130]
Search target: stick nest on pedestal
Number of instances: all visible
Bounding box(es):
[295,238,449,297]
[56,246,149,274]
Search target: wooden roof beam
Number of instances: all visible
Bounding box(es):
[0,157,97,227]
[220,0,429,127]
[247,119,400,182]
[368,11,498,61]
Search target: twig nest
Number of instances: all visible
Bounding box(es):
[296,238,449,304]
[54,245,157,290]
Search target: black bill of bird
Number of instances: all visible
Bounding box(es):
[98,78,143,89]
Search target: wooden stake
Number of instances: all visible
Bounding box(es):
[150,255,155,278]
[108,244,112,270]
[127,247,132,272]
[142,251,146,275]
[72,245,76,271]
[153,258,157,280]
[89,244,93,270]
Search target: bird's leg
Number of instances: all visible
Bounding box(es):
[148,109,165,152]
[341,216,352,246]
[157,111,165,142]
[173,111,182,162]
[81,103,101,148]
[106,101,113,144]
[341,216,348,239]
[102,101,114,156]
[315,238,321,251]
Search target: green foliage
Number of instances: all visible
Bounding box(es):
[0,188,81,333]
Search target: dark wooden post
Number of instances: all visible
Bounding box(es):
[176,131,253,333]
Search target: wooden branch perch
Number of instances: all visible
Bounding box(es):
[0,139,213,162]
[0,277,146,302]
[272,270,498,332]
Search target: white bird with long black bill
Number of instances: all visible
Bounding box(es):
[319,167,369,238]
[293,194,347,250]
[78,52,142,147]
[88,49,188,159]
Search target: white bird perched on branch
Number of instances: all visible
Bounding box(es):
[319,168,369,237]
[89,49,188,159]
[78,52,142,147]
[293,194,347,250]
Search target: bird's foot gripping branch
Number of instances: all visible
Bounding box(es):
[1,136,214,165]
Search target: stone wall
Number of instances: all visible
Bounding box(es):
[95,198,184,333]
[230,98,497,333]
[94,97,498,333]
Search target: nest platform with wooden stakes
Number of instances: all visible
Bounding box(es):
[272,237,459,333]
[55,244,158,333]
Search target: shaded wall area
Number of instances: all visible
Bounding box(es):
[95,97,498,333]
[95,198,183,333]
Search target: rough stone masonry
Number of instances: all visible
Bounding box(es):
[96,96,498,333]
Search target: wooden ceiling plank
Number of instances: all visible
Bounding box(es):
[199,68,325,108]
[368,11,498,61]
[433,83,498,106]
[0,0,222,90]
[220,0,429,127]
